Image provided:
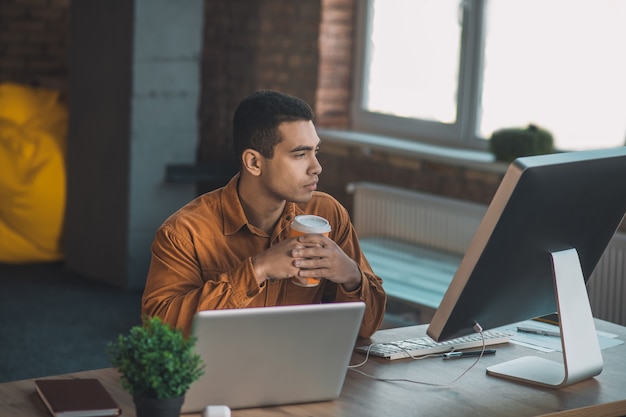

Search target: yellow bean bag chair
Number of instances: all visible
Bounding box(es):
[0,82,67,263]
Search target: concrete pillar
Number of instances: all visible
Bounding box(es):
[65,0,203,289]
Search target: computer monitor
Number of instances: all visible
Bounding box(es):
[427,146,626,388]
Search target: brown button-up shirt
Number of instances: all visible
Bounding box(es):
[142,175,387,338]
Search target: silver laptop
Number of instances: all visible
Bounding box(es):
[181,302,366,413]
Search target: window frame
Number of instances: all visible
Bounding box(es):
[351,0,488,150]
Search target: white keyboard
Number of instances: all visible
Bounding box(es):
[355,329,512,360]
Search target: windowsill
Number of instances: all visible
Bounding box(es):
[317,128,508,174]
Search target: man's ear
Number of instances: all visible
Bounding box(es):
[241,149,263,177]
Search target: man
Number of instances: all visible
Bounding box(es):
[142,90,386,338]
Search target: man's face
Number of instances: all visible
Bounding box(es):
[259,120,322,204]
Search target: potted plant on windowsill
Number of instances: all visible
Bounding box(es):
[106,316,204,417]
[489,124,555,163]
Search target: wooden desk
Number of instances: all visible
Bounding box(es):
[1,319,625,417]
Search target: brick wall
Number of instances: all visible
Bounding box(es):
[199,0,321,193]
[317,142,504,214]
[0,0,70,94]
[316,0,353,128]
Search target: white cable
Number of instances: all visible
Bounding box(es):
[348,323,487,388]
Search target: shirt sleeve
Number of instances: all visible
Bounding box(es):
[321,202,387,339]
[141,225,262,336]
[336,271,386,339]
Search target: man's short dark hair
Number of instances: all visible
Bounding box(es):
[233,90,314,162]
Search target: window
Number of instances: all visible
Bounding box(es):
[353,0,626,151]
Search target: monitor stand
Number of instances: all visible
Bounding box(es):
[486,248,603,388]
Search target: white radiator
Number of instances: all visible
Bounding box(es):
[350,182,626,326]
[348,182,487,256]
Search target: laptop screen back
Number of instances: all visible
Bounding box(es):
[181,302,365,413]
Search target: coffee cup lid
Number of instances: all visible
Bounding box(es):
[291,215,331,233]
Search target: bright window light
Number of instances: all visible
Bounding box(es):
[366,0,461,124]
[358,0,626,151]
[480,0,626,150]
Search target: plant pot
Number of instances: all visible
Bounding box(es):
[133,394,185,417]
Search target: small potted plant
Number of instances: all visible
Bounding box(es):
[106,316,204,417]
[489,124,555,163]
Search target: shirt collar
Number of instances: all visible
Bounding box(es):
[221,174,301,236]
[221,174,247,236]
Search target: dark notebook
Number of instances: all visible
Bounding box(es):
[35,379,121,417]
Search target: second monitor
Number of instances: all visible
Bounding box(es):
[427,146,626,388]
